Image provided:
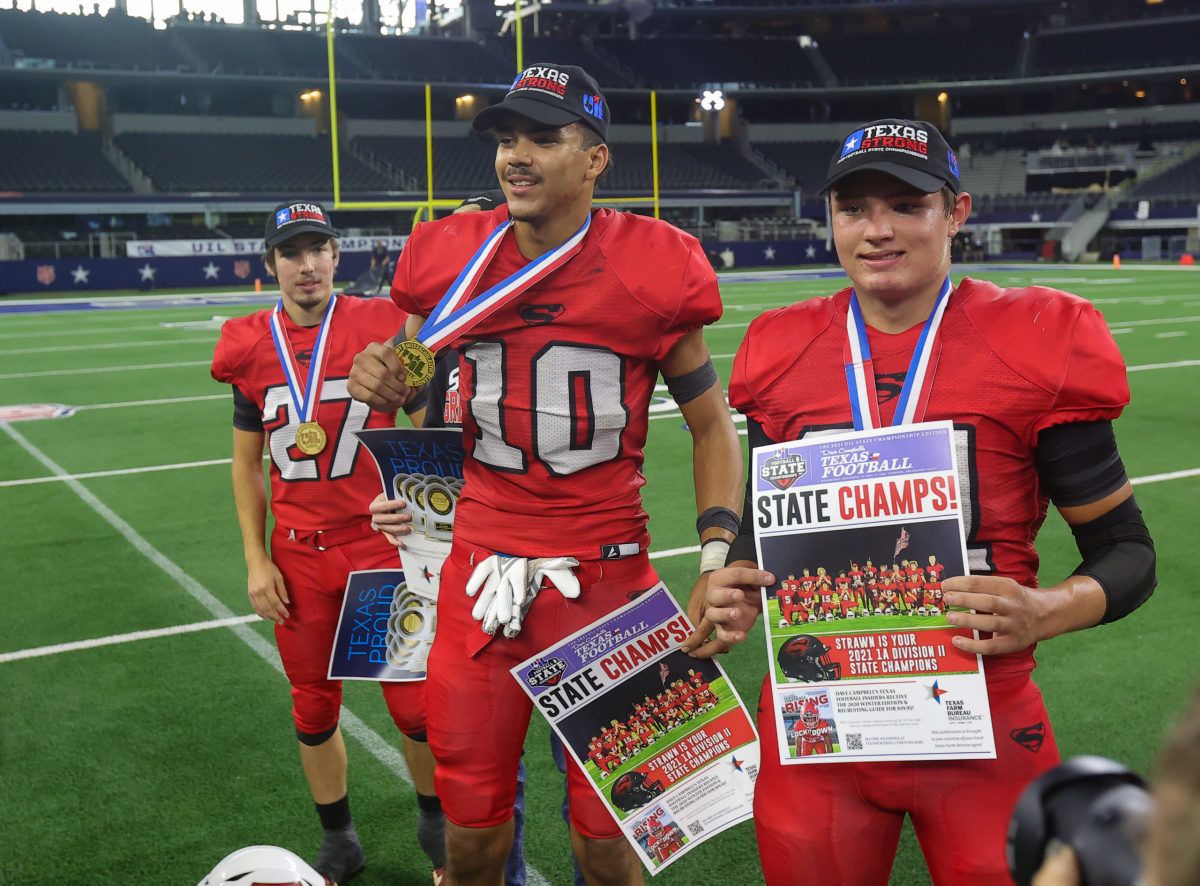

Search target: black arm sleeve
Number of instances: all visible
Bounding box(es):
[1034,420,1129,507]
[232,386,263,432]
[727,416,776,566]
[1035,420,1156,623]
[1069,496,1156,624]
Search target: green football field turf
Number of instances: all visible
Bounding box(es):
[1,264,1197,884]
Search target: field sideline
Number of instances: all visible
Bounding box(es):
[1,264,1196,884]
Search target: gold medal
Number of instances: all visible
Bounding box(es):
[394,339,436,387]
[295,421,327,455]
[428,488,453,517]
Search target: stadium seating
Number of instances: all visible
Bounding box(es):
[1128,152,1200,199]
[342,34,510,83]
[1031,17,1200,75]
[114,132,383,192]
[0,9,187,71]
[814,20,1024,84]
[751,141,835,194]
[354,135,496,191]
[352,135,768,192]
[0,130,130,192]
[508,36,638,87]
[171,23,370,78]
[596,37,822,88]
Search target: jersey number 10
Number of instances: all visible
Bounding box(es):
[464,341,628,477]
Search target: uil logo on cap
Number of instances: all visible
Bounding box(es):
[947,149,960,178]
[582,93,604,122]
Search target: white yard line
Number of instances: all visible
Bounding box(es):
[0,419,549,883]
[77,394,227,411]
[4,460,1194,664]
[0,457,233,488]
[0,337,215,356]
[0,360,209,380]
[0,614,261,663]
[1127,359,1200,372]
[1131,467,1200,485]
[0,324,179,340]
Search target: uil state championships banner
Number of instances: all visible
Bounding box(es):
[513,586,759,874]
[753,421,996,764]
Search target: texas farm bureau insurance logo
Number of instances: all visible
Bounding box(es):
[839,123,930,163]
[760,451,807,490]
[526,656,568,688]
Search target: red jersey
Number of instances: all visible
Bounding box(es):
[211,296,405,531]
[730,279,1127,674]
[795,721,835,755]
[391,207,721,559]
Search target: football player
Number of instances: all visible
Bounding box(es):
[777,576,801,627]
[794,699,835,756]
[347,64,741,884]
[212,202,443,884]
[687,117,1156,884]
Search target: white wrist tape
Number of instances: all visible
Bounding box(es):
[699,540,730,574]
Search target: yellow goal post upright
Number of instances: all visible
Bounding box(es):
[324,4,661,229]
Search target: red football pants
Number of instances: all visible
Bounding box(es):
[271,524,427,738]
[754,668,1060,885]
[425,539,658,837]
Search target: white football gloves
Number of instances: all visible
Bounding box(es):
[465,554,580,638]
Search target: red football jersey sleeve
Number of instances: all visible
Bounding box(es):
[211,297,405,530]
[388,208,722,558]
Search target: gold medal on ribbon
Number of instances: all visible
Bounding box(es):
[395,339,436,387]
[295,421,327,455]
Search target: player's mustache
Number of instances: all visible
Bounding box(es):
[504,168,542,183]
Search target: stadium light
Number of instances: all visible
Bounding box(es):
[700,90,725,112]
[936,91,948,104]
[300,90,322,102]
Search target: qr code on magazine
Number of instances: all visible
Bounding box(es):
[845,733,863,750]
[688,819,705,836]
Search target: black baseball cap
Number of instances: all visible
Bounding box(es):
[264,200,339,249]
[472,63,609,142]
[822,119,961,195]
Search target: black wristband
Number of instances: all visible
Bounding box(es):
[696,506,740,537]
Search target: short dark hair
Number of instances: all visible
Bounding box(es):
[262,235,338,273]
[574,122,612,185]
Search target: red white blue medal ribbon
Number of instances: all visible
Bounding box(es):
[269,294,337,425]
[416,213,591,352]
[844,277,951,430]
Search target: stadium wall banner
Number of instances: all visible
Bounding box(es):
[708,238,836,269]
[2,252,382,295]
[125,235,409,257]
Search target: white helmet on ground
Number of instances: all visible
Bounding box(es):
[198,846,327,886]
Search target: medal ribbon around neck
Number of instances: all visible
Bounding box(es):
[844,277,952,431]
[417,213,591,352]
[269,293,337,430]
